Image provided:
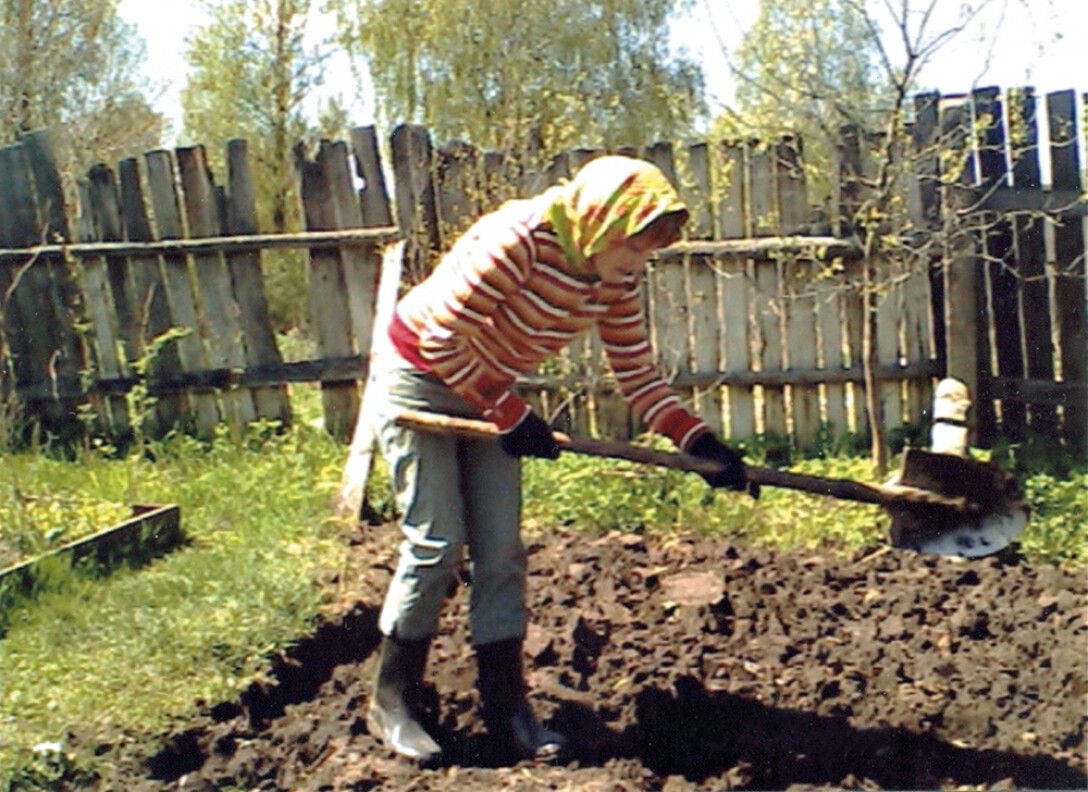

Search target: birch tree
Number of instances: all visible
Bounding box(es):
[714,0,1021,471]
[181,0,340,328]
[0,0,164,175]
[329,0,706,156]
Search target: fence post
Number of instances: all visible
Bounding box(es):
[225,139,292,426]
[297,142,361,441]
[938,100,987,446]
[390,124,440,283]
[176,145,258,431]
[1047,90,1087,456]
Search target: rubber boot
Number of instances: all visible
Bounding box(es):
[476,637,565,760]
[367,635,441,762]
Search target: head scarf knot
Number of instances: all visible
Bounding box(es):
[540,155,687,274]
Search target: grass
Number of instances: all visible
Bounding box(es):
[524,441,1088,563]
[0,420,1084,788]
[0,423,350,787]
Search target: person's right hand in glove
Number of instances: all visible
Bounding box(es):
[686,432,759,498]
[500,411,561,459]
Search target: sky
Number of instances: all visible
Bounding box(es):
[119,0,1086,143]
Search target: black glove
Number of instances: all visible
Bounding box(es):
[500,411,561,459]
[687,433,757,497]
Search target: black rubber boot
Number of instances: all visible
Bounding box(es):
[476,637,565,760]
[367,635,441,762]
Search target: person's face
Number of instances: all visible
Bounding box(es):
[589,233,661,283]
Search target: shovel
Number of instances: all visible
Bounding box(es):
[394,410,1029,559]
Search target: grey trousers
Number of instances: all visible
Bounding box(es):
[371,357,526,646]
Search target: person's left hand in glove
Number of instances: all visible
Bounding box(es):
[499,410,561,459]
[686,433,759,498]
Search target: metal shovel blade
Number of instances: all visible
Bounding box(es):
[887,449,1029,558]
[890,504,1029,558]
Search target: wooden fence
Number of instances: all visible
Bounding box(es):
[0,87,1085,455]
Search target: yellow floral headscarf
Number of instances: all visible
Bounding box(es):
[541,155,687,275]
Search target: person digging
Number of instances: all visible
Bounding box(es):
[364,156,757,764]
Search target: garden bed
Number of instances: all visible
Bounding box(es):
[107,522,1085,791]
[0,504,183,634]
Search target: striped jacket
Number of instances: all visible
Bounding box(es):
[389,198,709,451]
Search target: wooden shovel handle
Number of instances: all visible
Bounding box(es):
[394,410,979,514]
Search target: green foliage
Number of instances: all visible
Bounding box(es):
[522,448,890,552]
[0,425,348,785]
[1019,471,1088,566]
[0,0,164,172]
[330,0,706,156]
[713,0,889,199]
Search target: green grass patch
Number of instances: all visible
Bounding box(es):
[523,440,1088,565]
[524,448,889,552]
[0,425,349,788]
[0,479,131,570]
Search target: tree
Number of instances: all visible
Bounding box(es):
[182,0,335,234]
[181,0,339,328]
[329,0,706,156]
[713,0,890,198]
[0,0,164,177]
[713,0,1019,471]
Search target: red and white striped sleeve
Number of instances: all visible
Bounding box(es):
[598,281,709,450]
[413,217,536,431]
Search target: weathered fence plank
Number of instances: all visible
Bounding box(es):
[177,146,257,429]
[684,145,724,434]
[225,140,291,425]
[974,87,1026,441]
[777,138,820,448]
[1008,88,1057,437]
[1047,90,1087,454]
[748,145,786,437]
[0,144,70,429]
[298,144,362,441]
[21,131,85,423]
[815,267,848,436]
[75,177,131,437]
[391,124,440,283]
[350,126,394,229]
[144,149,222,432]
[321,139,381,380]
[939,100,986,443]
[118,157,187,433]
[715,143,755,441]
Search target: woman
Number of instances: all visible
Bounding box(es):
[366,155,751,763]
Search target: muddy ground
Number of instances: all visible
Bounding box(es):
[110,524,1084,791]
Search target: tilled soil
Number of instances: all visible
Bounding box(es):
[117,525,1085,791]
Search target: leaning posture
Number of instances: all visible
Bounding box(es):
[365,155,753,763]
